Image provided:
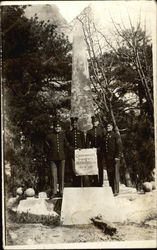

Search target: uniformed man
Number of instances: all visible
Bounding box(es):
[46,119,69,198]
[103,122,121,195]
[86,116,105,186]
[66,117,86,187]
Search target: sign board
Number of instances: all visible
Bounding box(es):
[75,148,98,176]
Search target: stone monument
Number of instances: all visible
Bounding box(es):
[61,20,117,225]
[70,21,94,132]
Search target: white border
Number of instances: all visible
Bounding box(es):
[1,1,157,249]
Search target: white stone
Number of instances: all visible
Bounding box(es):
[16,187,23,196]
[25,188,35,197]
[115,190,157,223]
[145,219,157,227]
[119,185,137,194]
[16,198,57,216]
[143,182,152,192]
[103,180,109,187]
[61,187,121,225]
[9,230,18,240]
[7,197,19,209]
[38,192,48,199]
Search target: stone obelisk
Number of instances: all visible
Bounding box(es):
[71,21,94,133]
[61,20,117,226]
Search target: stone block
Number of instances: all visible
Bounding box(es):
[142,182,152,192]
[103,180,109,187]
[7,196,19,209]
[24,188,35,197]
[61,187,119,225]
[38,192,48,199]
[16,197,57,216]
[119,184,137,194]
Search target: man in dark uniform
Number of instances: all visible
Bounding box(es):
[66,117,86,187]
[103,122,121,195]
[46,119,69,198]
[86,116,105,187]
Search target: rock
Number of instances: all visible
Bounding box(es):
[115,190,156,223]
[151,181,156,190]
[26,238,36,244]
[9,230,17,240]
[38,192,48,199]
[91,214,117,236]
[17,197,58,217]
[145,219,157,227]
[142,182,152,192]
[119,184,137,194]
[25,188,35,197]
[16,187,23,196]
[7,196,19,209]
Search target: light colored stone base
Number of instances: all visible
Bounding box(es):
[16,198,56,216]
[61,187,119,225]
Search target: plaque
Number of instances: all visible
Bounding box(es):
[75,148,98,176]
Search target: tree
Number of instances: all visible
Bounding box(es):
[2,5,72,194]
[76,6,154,186]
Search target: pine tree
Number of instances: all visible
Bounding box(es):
[2,6,72,194]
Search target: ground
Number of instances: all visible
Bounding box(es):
[6,220,156,245]
[4,187,157,248]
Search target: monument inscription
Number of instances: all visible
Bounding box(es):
[75,148,98,176]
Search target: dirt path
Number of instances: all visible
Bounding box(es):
[6,219,156,246]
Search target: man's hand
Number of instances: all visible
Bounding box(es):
[115,158,120,162]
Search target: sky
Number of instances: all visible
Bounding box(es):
[2,1,156,38]
[51,1,93,22]
[2,1,156,23]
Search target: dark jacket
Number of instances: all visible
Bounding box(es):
[86,126,105,155]
[66,129,86,158]
[46,131,69,161]
[103,131,120,160]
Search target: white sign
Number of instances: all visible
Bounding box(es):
[75,148,98,176]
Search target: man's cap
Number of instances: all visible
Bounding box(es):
[91,116,99,123]
[53,118,61,127]
[70,117,78,123]
[106,121,114,126]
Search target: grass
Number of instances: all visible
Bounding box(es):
[7,208,60,226]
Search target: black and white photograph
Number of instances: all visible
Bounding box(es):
[1,0,157,249]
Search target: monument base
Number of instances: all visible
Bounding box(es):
[61,187,118,225]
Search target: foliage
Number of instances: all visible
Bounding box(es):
[2,5,155,192]
[7,209,60,225]
[2,5,72,193]
[77,7,154,186]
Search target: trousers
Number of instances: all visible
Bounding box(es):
[50,160,65,195]
[91,154,104,187]
[106,158,115,193]
[71,158,90,187]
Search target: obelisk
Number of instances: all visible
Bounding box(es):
[61,20,117,226]
[71,21,94,132]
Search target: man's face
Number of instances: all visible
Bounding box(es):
[107,124,113,132]
[93,121,99,127]
[55,124,61,133]
[72,121,78,129]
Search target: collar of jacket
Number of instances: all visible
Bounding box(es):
[107,131,113,135]
[72,128,78,132]
[54,131,61,134]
